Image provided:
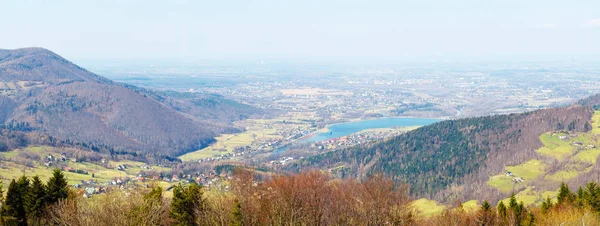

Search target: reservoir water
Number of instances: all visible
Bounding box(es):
[306,117,440,142]
[274,117,439,154]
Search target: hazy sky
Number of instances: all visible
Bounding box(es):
[2,0,600,61]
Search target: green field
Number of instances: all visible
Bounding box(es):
[499,186,558,207]
[179,133,255,160]
[536,133,575,160]
[545,170,581,182]
[461,200,479,212]
[489,111,600,204]
[488,156,546,193]
[574,148,600,164]
[488,175,520,193]
[539,133,565,149]
[592,112,600,135]
[0,145,174,188]
[506,159,545,180]
[411,198,446,217]
[535,146,571,160]
[179,113,319,162]
[0,162,91,186]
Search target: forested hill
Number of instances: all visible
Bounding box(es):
[0,48,111,85]
[289,95,600,199]
[0,47,261,162]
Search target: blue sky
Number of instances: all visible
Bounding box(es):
[1,0,599,61]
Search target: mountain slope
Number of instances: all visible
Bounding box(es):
[0,47,255,160]
[0,48,110,85]
[289,95,600,202]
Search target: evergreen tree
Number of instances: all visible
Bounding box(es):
[477,200,495,226]
[230,197,242,226]
[1,179,27,226]
[143,186,163,205]
[169,184,191,225]
[497,201,507,218]
[46,169,68,204]
[523,212,535,226]
[0,180,4,206]
[515,201,526,225]
[576,186,585,208]
[186,183,204,211]
[507,194,525,225]
[0,180,3,223]
[17,176,31,223]
[169,183,205,226]
[481,200,491,211]
[584,121,593,131]
[541,196,553,213]
[26,176,47,222]
[557,182,574,205]
[508,194,518,210]
[583,182,600,211]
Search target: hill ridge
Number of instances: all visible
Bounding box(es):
[288,97,600,203]
[0,47,257,162]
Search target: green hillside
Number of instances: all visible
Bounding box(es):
[0,146,173,189]
[288,104,594,198]
[487,111,600,206]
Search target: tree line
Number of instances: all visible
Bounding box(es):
[429,182,600,225]
[4,169,600,225]
[0,169,68,225]
[0,169,414,225]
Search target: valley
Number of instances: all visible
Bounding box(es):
[2,48,600,224]
[3,1,600,224]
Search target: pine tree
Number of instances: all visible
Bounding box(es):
[523,212,535,226]
[169,184,184,219]
[230,197,242,226]
[0,180,4,223]
[477,200,495,226]
[507,194,525,225]
[576,186,585,208]
[481,200,491,211]
[584,121,593,131]
[46,169,68,204]
[515,201,526,225]
[497,201,507,218]
[583,182,600,211]
[508,194,518,210]
[541,196,553,213]
[143,186,163,205]
[26,176,47,222]
[186,183,204,211]
[17,176,31,224]
[169,183,205,226]
[557,182,574,205]
[1,179,27,226]
[0,180,4,206]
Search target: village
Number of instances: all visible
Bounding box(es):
[263,127,414,169]
[0,147,235,199]
[69,168,233,199]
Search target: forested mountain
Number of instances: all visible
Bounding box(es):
[0,48,261,161]
[0,48,111,85]
[289,94,600,201]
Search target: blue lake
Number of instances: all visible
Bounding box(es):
[305,117,440,143]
